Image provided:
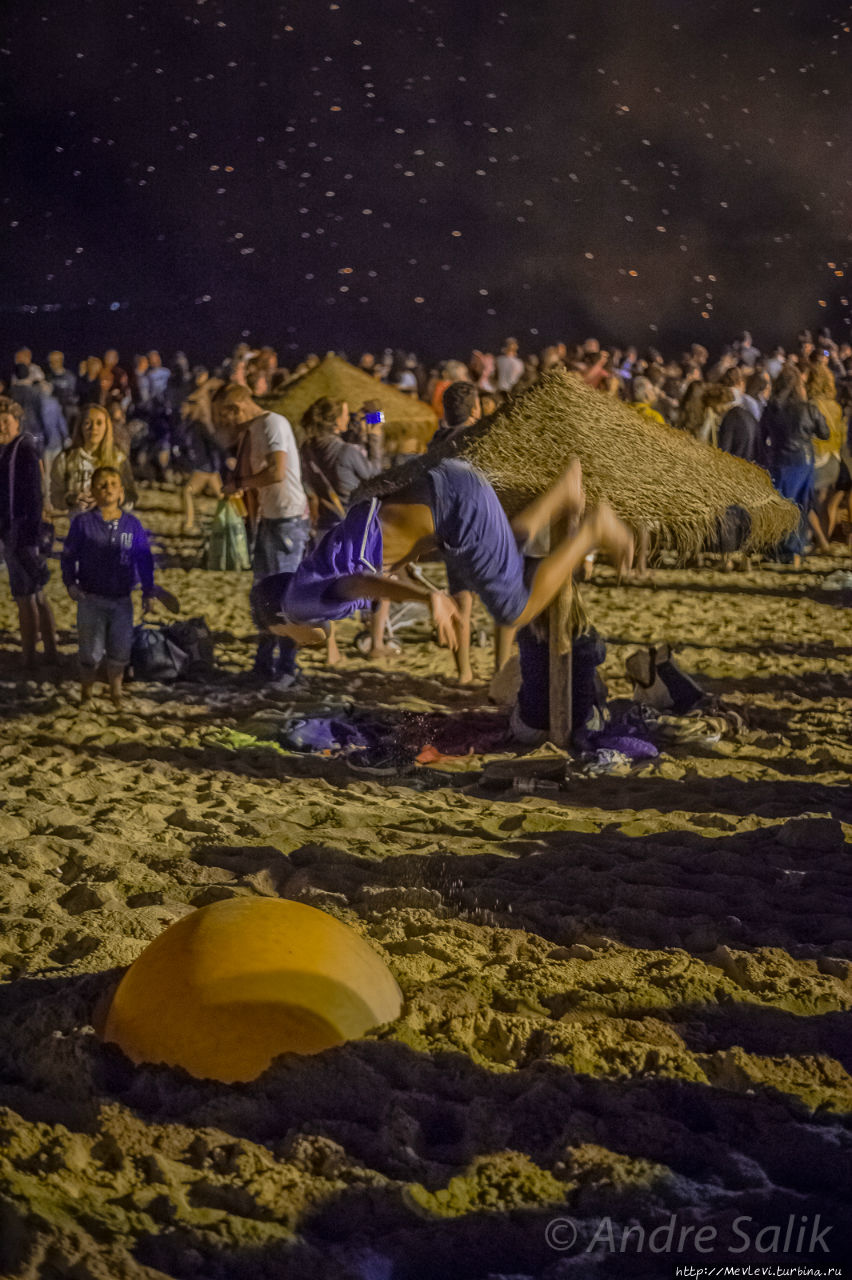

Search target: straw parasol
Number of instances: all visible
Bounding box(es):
[357,367,798,557]
[261,355,438,453]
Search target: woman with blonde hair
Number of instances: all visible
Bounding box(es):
[50,402,136,513]
[806,349,845,544]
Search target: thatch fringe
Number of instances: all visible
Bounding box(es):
[356,368,798,559]
[262,355,437,453]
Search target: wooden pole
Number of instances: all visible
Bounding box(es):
[548,516,573,748]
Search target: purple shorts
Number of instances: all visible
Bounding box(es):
[283,498,383,624]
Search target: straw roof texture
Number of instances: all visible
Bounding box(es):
[357,368,798,557]
[262,355,437,449]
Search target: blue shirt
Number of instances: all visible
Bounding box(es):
[146,366,171,400]
[62,509,155,598]
[428,459,530,625]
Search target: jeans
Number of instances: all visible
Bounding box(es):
[772,461,814,559]
[252,516,310,580]
[252,517,309,679]
[77,594,134,677]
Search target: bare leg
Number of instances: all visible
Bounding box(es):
[184,472,222,532]
[494,623,516,674]
[633,526,652,579]
[369,599,392,655]
[453,590,473,684]
[107,664,124,709]
[183,476,200,532]
[326,621,341,666]
[807,508,831,553]
[512,505,633,629]
[826,489,844,539]
[15,596,39,668]
[35,592,59,663]
[510,458,584,545]
[79,659,97,704]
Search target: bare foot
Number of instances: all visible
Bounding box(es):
[591,503,634,577]
[368,643,401,661]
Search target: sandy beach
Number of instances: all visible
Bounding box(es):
[1,485,850,1278]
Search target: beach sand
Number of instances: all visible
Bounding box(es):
[0,487,850,1278]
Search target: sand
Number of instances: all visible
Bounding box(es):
[0,486,851,1278]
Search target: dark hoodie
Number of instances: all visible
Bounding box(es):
[765,398,829,467]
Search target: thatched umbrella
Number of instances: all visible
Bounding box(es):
[357,367,798,558]
[261,355,438,454]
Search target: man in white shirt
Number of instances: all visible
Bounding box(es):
[495,338,524,393]
[214,382,310,683]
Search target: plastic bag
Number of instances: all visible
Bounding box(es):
[164,616,214,674]
[130,627,190,681]
[204,497,250,571]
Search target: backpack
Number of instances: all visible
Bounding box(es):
[130,626,190,681]
[164,616,214,675]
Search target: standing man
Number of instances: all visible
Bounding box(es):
[495,338,524,394]
[213,382,309,684]
[47,350,79,425]
[0,397,59,669]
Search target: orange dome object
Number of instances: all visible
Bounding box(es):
[102,897,402,1082]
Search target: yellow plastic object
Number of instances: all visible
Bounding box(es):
[102,897,403,1082]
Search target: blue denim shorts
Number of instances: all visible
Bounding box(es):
[2,533,50,599]
[77,594,134,674]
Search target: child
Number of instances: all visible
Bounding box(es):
[265,457,633,651]
[61,466,171,707]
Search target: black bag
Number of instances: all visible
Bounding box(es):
[164,616,214,674]
[130,626,189,681]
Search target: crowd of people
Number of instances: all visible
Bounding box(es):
[0,327,849,708]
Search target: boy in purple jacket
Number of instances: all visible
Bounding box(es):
[61,466,167,707]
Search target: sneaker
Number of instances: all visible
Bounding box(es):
[627,643,704,715]
[346,746,415,776]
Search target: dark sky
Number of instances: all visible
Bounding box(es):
[2,0,851,364]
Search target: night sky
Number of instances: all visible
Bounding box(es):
[3,0,852,363]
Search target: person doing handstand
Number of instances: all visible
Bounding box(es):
[428,381,482,683]
[263,456,633,656]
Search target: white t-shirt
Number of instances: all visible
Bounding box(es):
[496,353,524,392]
[248,411,307,520]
